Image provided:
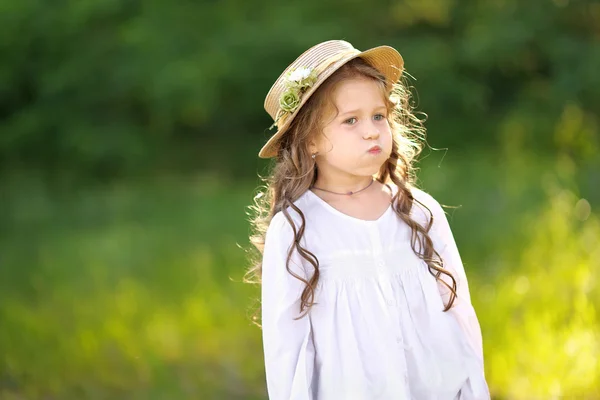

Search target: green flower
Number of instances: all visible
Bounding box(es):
[270,67,318,130]
[279,87,301,113]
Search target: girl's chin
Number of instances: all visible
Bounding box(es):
[322,156,388,175]
[348,164,387,177]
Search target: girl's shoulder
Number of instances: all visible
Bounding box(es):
[410,186,440,208]
[403,185,447,222]
[386,182,440,209]
[267,191,314,233]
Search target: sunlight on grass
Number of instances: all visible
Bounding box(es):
[477,159,600,399]
[0,179,265,399]
[0,155,598,398]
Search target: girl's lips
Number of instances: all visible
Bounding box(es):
[368,146,382,154]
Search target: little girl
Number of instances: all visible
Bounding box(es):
[248,40,490,400]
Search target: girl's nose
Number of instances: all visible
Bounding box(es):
[363,127,380,140]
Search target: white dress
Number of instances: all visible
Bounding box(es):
[261,184,490,400]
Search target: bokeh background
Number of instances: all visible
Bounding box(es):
[1,0,599,399]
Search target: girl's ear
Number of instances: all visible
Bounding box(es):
[308,139,318,155]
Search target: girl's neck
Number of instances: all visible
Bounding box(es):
[312,175,375,195]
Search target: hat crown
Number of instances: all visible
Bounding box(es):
[264,40,357,120]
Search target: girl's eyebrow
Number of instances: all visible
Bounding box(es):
[339,105,387,116]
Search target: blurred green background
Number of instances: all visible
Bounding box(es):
[1,0,599,399]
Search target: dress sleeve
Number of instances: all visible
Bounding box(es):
[428,198,485,363]
[261,212,315,400]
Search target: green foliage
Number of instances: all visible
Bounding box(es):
[0,0,598,178]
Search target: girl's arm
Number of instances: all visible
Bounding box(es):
[429,198,485,363]
[261,212,314,400]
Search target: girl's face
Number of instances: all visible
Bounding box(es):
[310,77,393,180]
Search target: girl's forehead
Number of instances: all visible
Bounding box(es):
[332,77,387,109]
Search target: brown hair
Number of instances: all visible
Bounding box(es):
[246,58,457,321]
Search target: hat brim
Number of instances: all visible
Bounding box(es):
[258,45,404,159]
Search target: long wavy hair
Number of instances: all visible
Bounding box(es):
[246,58,457,321]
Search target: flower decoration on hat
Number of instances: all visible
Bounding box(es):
[270,66,318,130]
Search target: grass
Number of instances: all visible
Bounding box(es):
[0,175,265,399]
[0,150,598,399]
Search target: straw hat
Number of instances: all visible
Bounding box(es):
[259,40,404,159]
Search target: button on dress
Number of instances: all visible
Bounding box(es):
[261,185,490,400]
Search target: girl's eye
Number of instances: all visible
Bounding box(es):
[373,113,386,121]
[344,117,357,125]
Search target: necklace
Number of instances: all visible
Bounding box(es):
[311,178,374,196]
